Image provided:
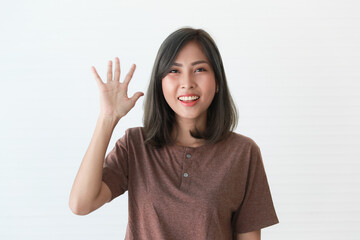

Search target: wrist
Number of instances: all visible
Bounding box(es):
[97,114,120,129]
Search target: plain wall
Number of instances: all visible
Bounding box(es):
[1,0,359,239]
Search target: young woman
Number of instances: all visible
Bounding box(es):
[69,27,279,240]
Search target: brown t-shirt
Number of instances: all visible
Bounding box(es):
[102,127,279,239]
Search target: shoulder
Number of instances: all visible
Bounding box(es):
[124,126,144,136]
[121,126,145,141]
[118,126,146,147]
[225,133,264,166]
[208,132,261,158]
[226,132,260,150]
[113,127,144,146]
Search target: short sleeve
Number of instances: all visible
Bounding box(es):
[102,130,129,202]
[232,144,279,233]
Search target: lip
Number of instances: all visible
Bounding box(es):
[177,94,200,107]
[179,98,199,106]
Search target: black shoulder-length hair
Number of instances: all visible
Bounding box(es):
[143,27,238,148]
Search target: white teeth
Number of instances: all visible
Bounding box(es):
[178,96,199,101]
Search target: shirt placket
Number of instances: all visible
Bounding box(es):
[179,148,193,191]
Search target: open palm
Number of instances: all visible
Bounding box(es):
[91,57,144,120]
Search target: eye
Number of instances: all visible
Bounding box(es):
[195,68,206,72]
[169,69,179,73]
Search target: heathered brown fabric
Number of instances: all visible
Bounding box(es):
[102,127,279,239]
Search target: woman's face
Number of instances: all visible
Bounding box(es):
[161,40,217,126]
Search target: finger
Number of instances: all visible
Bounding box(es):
[114,57,120,82]
[107,60,113,83]
[91,66,103,87]
[130,91,144,105]
[123,64,136,85]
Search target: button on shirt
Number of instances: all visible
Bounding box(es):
[102,127,279,240]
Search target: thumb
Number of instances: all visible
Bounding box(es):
[130,92,144,104]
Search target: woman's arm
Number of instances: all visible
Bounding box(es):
[69,58,143,215]
[236,230,261,240]
[69,115,117,215]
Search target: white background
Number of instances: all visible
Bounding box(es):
[1,0,359,239]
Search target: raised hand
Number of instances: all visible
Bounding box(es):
[91,57,144,121]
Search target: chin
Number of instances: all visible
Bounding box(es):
[176,113,206,122]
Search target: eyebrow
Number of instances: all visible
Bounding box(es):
[172,60,209,67]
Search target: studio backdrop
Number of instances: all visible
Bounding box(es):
[1,0,359,239]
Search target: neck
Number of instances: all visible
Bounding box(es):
[172,118,206,147]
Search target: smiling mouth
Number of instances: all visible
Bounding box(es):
[178,96,200,102]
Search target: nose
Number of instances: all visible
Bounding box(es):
[180,71,195,89]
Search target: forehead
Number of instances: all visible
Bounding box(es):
[174,41,209,62]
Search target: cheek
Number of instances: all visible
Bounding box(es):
[161,79,168,95]
[202,77,217,103]
[161,78,174,102]
[199,76,216,91]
